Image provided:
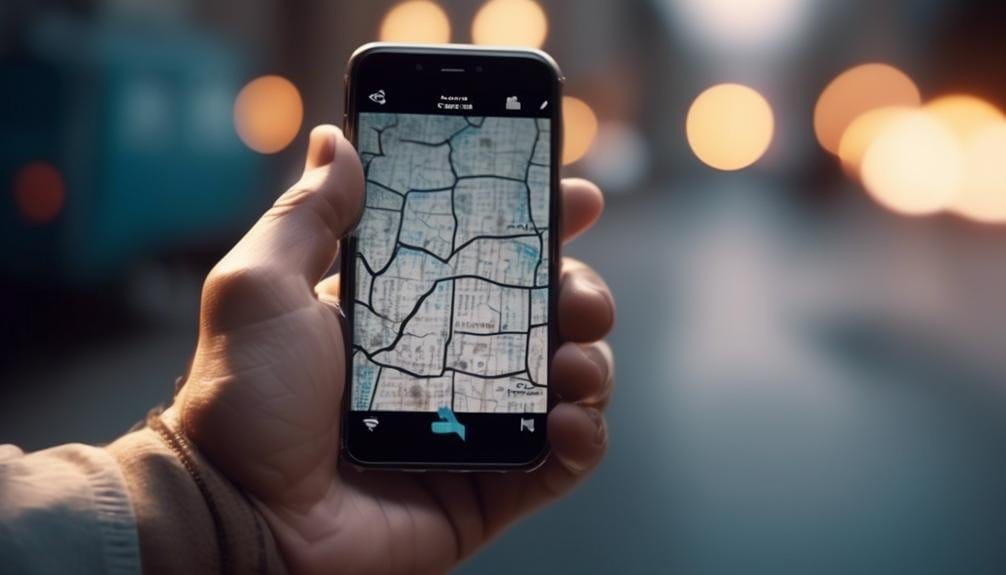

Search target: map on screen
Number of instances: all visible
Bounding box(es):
[350,113,551,414]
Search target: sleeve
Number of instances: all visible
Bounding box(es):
[106,423,288,574]
[0,443,141,575]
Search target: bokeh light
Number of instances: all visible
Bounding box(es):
[920,95,1005,222]
[925,94,1004,143]
[562,96,599,166]
[672,0,809,50]
[814,63,920,155]
[14,162,65,224]
[686,83,774,171]
[953,121,1006,223]
[233,75,303,154]
[472,0,548,48]
[860,111,961,216]
[837,106,912,177]
[379,1,451,44]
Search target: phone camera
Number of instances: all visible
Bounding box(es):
[475,65,484,73]
[416,63,424,71]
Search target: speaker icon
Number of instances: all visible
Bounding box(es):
[363,418,379,432]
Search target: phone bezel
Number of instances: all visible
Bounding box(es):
[339,43,564,471]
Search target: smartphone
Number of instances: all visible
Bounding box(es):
[340,43,563,470]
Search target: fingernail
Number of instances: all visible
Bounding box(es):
[584,407,606,445]
[581,344,610,384]
[573,265,605,291]
[579,276,615,320]
[309,126,339,167]
[321,131,338,163]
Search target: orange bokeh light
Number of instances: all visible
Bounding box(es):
[379,1,451,44]
[686,83,774,171]
[921,95,1005,222]
[14,162,65,224]
[814,63,920,155]
[837,106,913,177]
[926,95,1005,143]
[472,0,548,48]
[860,111,961,216]
[234,75,303,154]
[562,96,599,166]
[953,120,1006,223]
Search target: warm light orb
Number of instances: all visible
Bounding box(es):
[379,1,451,44]
[562,96,599,165]
[860,111,961,216]
[14,161,65,224]
[837,106,912,176]
[472,0,548,48]
[925,94,1004,143]
[234,75,303,154]
[814,63,920,155]
[953,121,1006,223]
[686,83,774,171]
[920,95,1005,222]
[674,0,808,50]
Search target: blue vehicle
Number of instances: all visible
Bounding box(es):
[1,14,263,285]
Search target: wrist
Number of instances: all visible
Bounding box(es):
[107,411,288,574]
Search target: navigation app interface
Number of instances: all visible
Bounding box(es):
[350,113,551,414]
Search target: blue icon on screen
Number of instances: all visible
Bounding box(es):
[431,407,466,441]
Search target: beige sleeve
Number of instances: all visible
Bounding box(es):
[0,443,141,575]
[107,420,288,575]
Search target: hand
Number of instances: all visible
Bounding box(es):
[171,125,615,574]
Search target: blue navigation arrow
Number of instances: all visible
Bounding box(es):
[431,406,466,441]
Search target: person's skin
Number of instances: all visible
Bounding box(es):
[165,124,615,575]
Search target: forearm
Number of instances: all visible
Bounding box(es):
[0,443,139,575]
[106,411,287,574]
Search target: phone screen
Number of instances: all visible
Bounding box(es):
[342,46,560,468]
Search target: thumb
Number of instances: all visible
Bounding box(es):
[259,124,364,281]
[202,125,364,332]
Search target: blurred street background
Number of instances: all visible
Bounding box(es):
[4,0,1006,573]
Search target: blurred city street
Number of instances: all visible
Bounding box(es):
[7,176,1006,573]
[4,0,1006,573]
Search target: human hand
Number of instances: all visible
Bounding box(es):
[170,125,615,574]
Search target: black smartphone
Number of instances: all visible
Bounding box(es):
[340,43,563,470]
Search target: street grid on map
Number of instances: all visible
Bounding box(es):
[351,113,550,413]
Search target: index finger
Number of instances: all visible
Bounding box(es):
[560,178,604,244]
